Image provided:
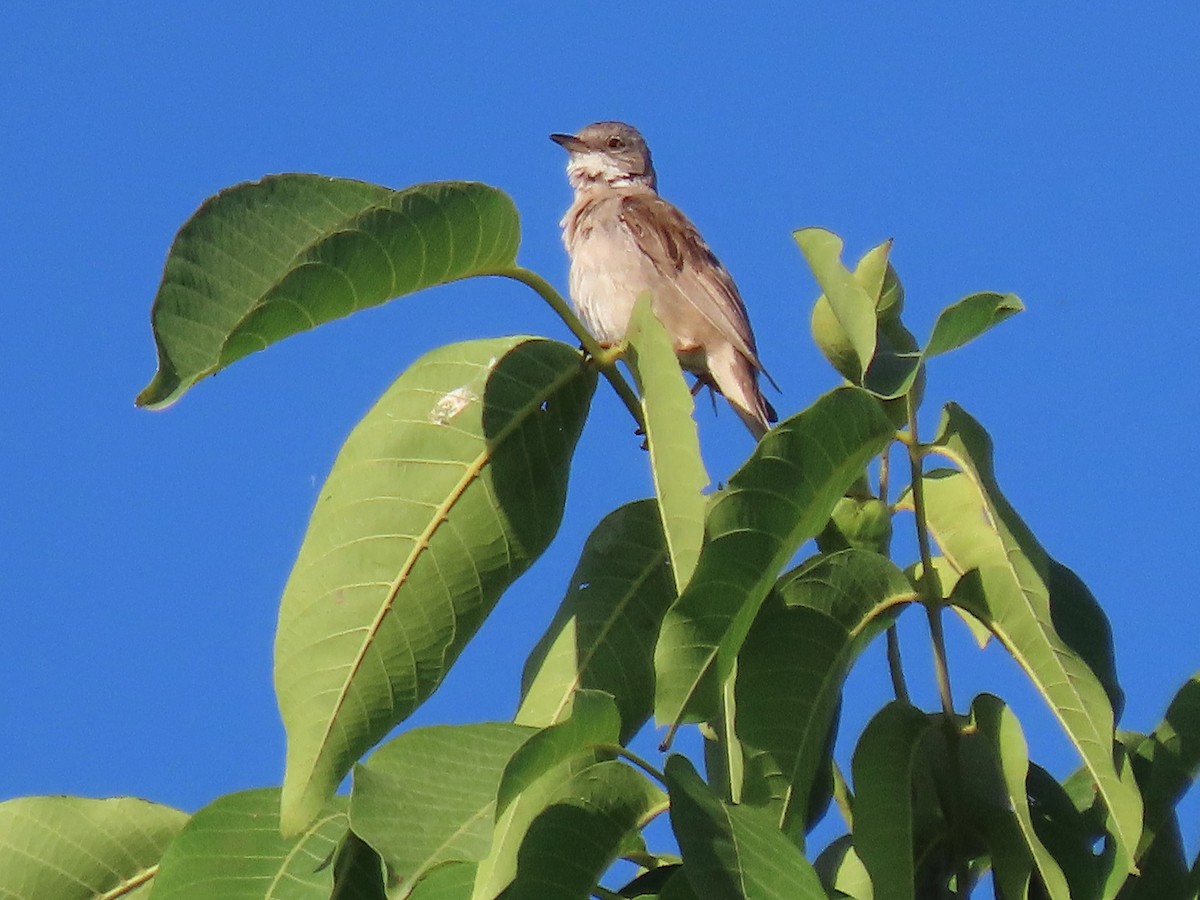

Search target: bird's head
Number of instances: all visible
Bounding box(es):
[550,121,657,192]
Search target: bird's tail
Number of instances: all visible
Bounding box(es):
[706,345,776,440]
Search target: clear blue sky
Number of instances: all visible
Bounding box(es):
[3,1,1197,863]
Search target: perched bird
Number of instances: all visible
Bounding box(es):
[550,121,778,439]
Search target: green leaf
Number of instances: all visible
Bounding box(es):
[347,723,532,893]
[0,796,185,900]
[851,703,935,900]
[497,690,622,815]
[813,835,873,900]
[923,292,1023,359]
[962,694,1071,899]
[665,756,826,899]
[922,403,1143,874]
[1132,673,1200,858]
[626,295,710,591]
[330,831,387,900]
[151,788,343,899]
[735,550,915,843]
[516,500,676,743]
[1025,764,1104,899]
[137,177,519,409]
[797,229,879,381]
[408,863,477,900]
[503,761,664,900]
[275,337,594,834]
[654,387,895,733]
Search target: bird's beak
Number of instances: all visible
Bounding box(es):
[550,132,586,152]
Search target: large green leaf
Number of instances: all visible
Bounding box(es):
[151,788,344,899]
[502,761,664,900]
[665,756,825,899]
[654,387,895,734]
[275,337,595,834]
[922,403,1142,874]
[137,177,519,409]
[850,703,935,900]
[516,500,676,743]
[0,796,186,900]
[348,723,533,894]
[735,550,914,844]
[626,295,709,591]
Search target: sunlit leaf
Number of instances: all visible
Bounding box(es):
[138,177,519,409]
[735,550,914,843]
[798,229,880,381]
[408,863,477,900]
[0,796,185,900]
[516,500,675,743]
[497,690,621,815]
[923,403,1142,875]
[665,756,825,899]
[654,387,894,734]
[275,337,594,834]
[813,835,873,900]
[923,292,1023,359]
[626,295,709,591]
[348,722,532,894]
[152,788,342,899]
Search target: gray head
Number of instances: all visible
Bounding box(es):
[550,121,657,192]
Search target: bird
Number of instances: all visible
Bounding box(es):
[550,121,778,439]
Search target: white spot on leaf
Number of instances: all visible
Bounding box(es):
[429,386,478,425]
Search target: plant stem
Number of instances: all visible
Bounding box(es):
[904,393,969,897]
[886,626,910,704]
[903,398,955,719]
[600,743,668,788]
[494,266,646,430]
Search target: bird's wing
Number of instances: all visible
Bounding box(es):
[618,193,776,384]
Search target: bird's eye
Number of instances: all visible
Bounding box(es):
[607,136,624,149]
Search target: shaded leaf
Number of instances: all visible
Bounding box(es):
[735,550,914,843]
[665,756,825,899]
[516,500,676,743]
[923,292,1023,359]
[961,694,1071,899]
[654,387,895,734]
[275,337,594,833]
[348,723,532,893]
[138,177,519,409]
[0,796,185,900]
[923,403,1142,873]
[1025,764,1104,899]
[851,702,934,900]
[151,788,342,899]
[330,830,387,900]
[503,761,664,900]
[626,295,709,590]
[1131,673,1200,858]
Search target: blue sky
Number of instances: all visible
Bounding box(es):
[3,1,1198,865]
